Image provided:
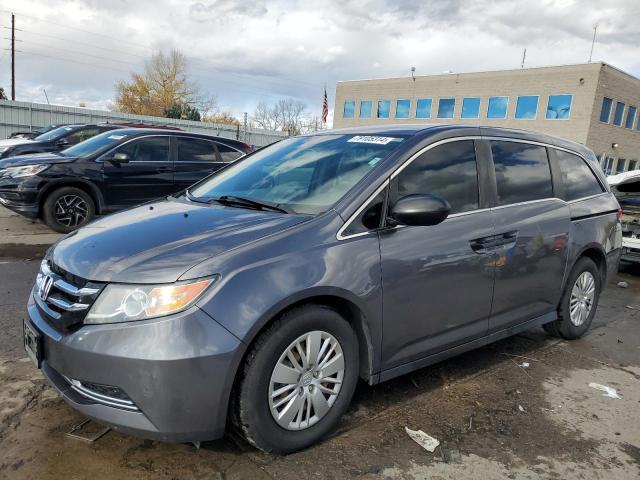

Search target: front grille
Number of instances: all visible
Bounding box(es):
[62,375,139,411]
[34,260,104,330]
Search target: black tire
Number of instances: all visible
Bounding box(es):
[543,257,601,339]
[42,186,95,233]
[233,304,359,454]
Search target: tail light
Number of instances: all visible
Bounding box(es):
[617,207,623,220]
[239,142,254,153]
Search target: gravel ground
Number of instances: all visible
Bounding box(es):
[0,258,639,480]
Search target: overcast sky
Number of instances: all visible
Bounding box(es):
[0,0,639,123]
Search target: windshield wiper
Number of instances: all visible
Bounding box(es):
[215,195,291,214]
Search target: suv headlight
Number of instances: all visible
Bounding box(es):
[3,164,50,178]
[85,276,217,324]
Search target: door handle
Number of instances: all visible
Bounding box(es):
[469,236,499,253]
[493,230,519,247]
[157,166,172,172]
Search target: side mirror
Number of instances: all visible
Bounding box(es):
[111,152,130,163]
[389,194,451,227]
[56,139,69,147]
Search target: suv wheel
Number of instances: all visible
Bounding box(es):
[42,186,95,233]
[544,257,601,339]
[234,305,359,454]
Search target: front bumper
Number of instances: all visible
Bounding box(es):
[0,177,41,218]
[27,292,245,442]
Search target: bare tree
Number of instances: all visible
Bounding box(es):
[252,98,309,135]
[112,49,214,117]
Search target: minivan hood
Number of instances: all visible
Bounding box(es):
[51,198,310,283]
[0,152,78,167]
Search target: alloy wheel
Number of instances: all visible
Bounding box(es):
[54,194,89,227]
[569,271,595,326]
[268,330,344,431]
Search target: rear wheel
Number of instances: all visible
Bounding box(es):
[42,186,95,233]
[544,257,601,339]
[234,305,359,454]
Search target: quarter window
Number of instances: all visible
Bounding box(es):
[487,96,508,119]
[216,143,244,163]
[415,99,432,118]
[461,98,481,119]
[377,100,391,118]
[613,102,625,126]
[515,96,539,119]
[491,141,552,205]
[395,99,411,119]
[176,137,217,162]
[625,106,636,129]
[600,97,613,123]
[115,137,170,162]
[360,101,372,118]
[554,149,604,201]
[437,98,455,118]
[546,94,572,119]
[343,101,355,119]
[342,191,386,237]
[396,140,479,214]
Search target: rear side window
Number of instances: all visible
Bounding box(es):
[554,149,604,201]
[116,137,170,162]
[216,143,244,163]
[396,140,479,214]
[491,141,552,205]
[176,137,217,162]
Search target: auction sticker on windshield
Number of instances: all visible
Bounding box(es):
[348,135,400,145]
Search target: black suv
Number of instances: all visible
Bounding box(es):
[0,129,253,232]
[0,124,122,159]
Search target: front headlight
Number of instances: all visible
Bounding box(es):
[4,164,50,178]
[85,276,218,324]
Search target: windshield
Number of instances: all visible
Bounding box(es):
[189,134,407,215]
[35,125,79,142]
[60,130,129,157]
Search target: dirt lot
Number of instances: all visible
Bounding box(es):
[0,212,639,479]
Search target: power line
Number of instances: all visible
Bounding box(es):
[14,38,142,66]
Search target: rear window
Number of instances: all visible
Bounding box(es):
[491,141,553,205]
[554,149,604,201]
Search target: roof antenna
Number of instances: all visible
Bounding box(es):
[521,48,526,68]
[588,23,598,63]
[411,66,416,81]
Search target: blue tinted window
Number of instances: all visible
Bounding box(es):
[343,101,355,119]
[359,101,372,118]
[546,94,572,119]
[625,106,636,129]
[487,96,508,118]
[395,99,411,119]
[613,102,625,126]
[515,96,539,119]
[377,100,390,118]
[600,97,613,123]
[437,98,455,118]
[461,98,481,119]
[416,99,432,118]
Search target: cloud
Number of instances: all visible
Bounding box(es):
[0,0,638,123]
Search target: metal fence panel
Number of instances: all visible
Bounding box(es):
[0,100,288,146]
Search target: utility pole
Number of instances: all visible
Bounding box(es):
[589,24,598,63]
[521,48,526,69]
[243,112,248,142]
[11,13,15,100]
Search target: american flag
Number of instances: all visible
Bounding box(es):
[321,88,329,124]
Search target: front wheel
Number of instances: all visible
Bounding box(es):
[234,305,359,453]
[42,186,95,233]
[544,257,601,339]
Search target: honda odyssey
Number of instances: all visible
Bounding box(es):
[24,125,622,453]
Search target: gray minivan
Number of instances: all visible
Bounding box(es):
[24,125,622,453]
